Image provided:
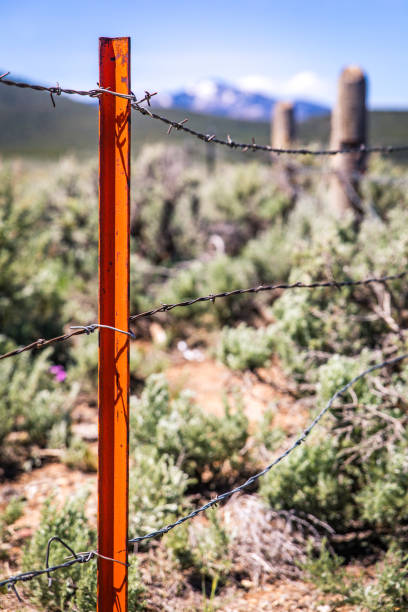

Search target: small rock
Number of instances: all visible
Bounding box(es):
[5,431,30,445]
[150,322,167,346]
[72,423,98,442]
[240,579,254,590]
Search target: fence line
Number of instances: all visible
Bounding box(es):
[2,59,408,608]
[0,271,405,361]
[2,74,408,157]
[1,351,407,598]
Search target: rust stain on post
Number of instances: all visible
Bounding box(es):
[98,36,130,612]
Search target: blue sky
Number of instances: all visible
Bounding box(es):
[2,0,408,108]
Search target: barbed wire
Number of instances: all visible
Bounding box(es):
[131,103,408,156]
[0,535,126,600]
[128,272,406,321]
[0,272,405,361]
[0,328,88,361]
[2,73,408,156]
[0,323,135,361]
[128,351,408,542]
[2,351,407,595]
[0,72,155,108]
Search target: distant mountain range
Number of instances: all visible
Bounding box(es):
[153,79,329,122]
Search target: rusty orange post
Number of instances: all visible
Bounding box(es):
[98,37,130,612]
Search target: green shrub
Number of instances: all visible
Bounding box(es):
[166,510,231,583]
[304,541,408,612]
[362,156,408,216]
[62,437,97,472]
[128,446,191,538]
[0,350,75,449]
[242,224,293,282]
[217,323,274,370]
[205,162,291,226]
[317,352,372,405]
[160,262,208,319]
[0,496,25,547]
[0,159,98,351]
[1,496,25,526]
[23,496,145,611]
[253,407,286,451]
[22,496,96,611]
[131,144,202,263]
[130,374,249,480]
[161,254,257,324]
[356,443,408,526]
[259,432,355,527]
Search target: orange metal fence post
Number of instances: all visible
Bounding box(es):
[98,37,131,612]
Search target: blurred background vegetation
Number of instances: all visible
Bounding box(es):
[1,139,408,610]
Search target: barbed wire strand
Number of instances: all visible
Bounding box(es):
[0,272,405,361]
[129,271,406,321]
[1,352,407,595]
[0,323,135,361]
[2,74,408,156]
[0,536,129,600]
[128,351,408,542]
[130,102,408,156]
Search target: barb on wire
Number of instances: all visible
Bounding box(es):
[129,271,407,321]
[2,352,407,594]
[128,351,408,543]
[0,272,405,361]
[1,74,408,156]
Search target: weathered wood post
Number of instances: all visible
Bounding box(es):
[271,101,295,150]
[271,101,297,203]
[330,66,367,216]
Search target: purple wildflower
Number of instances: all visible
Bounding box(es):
[49,364,67,382]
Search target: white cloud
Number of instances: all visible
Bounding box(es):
[187,79,217,99]
[283,71,330,100]
[237,71,332,102]
[154,92,172,108]
[237,75,280,96]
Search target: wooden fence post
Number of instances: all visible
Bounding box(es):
[98,36,131,612]
[330,66,367,216]
[271,101,295,150]
[271,101,297,202]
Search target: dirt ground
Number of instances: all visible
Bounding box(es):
[0,353,351,611]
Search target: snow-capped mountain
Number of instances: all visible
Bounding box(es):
[153,79,329,122]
